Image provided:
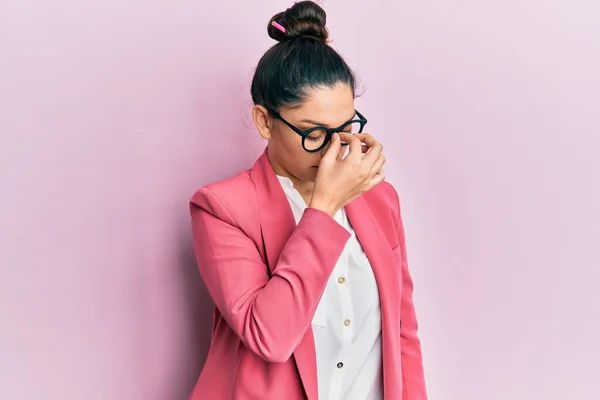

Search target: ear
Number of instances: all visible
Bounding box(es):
[252,105,274,140]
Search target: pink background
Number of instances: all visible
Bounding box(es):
[1,0,599,399]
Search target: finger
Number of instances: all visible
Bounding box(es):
[340,133,371,154]
[353,133,377,151]
[338,132,362,160]
[353,134,371,155]
[322,133,341,162]
[369,154,386,176]
[368,168,386,188]
[338,138,348,160]
[362,140,383,165]
[353,133,382,161]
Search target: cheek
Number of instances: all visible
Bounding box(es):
[289,147,315,170]
[276,130,306,158]
[272,128,320,171]
[282,132,303,153]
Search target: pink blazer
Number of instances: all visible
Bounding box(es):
[189,150,427,400]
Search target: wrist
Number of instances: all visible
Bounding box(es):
[308,197,338,217]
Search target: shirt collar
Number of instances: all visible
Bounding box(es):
[275,174,295,190]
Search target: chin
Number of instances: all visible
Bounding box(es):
[286,167,317,184]
[304,168,318,182]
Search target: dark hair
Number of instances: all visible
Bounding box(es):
[250,1,357,112]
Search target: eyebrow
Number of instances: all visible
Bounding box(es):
[299,112,357,128]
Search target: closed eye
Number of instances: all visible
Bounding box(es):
[305,130,326,142]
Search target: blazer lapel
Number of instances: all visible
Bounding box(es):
[345,196,401,399]
[249,149,320,400]
[249,150,296,276]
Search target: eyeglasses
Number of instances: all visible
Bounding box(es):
[267,108,368,153]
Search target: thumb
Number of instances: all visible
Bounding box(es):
[322,133,341,162]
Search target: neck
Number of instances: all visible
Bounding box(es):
[290,178,315,206]
[267,150,315,205]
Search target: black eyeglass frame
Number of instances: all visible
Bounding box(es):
[267,108,368,153]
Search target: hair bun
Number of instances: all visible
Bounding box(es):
[268,1,329,43]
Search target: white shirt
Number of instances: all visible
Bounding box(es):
[277,175,383,400]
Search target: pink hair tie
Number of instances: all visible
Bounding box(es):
[271,21,287,34]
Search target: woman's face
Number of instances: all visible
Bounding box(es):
[253,83,356,186]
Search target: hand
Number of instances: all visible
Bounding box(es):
[309,132,386,217]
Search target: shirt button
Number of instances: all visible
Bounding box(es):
[343,319,351,326]
[337,362,344,369]
[337,277,345,284]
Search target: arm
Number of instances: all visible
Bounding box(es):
[393,189,428,399]
[190,187,351,363]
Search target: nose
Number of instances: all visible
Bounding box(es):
[320,132,340,155]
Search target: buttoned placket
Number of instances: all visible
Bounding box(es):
[326,208,355,400]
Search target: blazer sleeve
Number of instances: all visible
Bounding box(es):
[190,187,351,363]
[393,188,428,399]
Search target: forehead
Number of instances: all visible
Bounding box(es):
[285,84,355,127]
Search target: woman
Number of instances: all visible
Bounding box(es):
[188,2,427,399]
